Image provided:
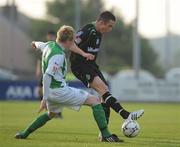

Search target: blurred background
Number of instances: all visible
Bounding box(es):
[0,0,180,102]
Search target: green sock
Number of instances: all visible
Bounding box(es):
[92,104,111,138]
[101,103,110,124]
[22,112,51,138]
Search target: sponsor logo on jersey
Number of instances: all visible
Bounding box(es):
[52,62,59,73]
[87,47,99,52]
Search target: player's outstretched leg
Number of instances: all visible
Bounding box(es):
[91,104,123,142]
[102,92,144,120]
[15,112,52,139]
[90,77,144,120]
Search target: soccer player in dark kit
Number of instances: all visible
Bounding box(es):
[70,11,144,141]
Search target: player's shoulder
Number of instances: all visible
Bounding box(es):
[43,41,54,49]
[47,41,64,55]
[46,41,55,46]
[81,23,97,34]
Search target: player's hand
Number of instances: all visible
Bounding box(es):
[38,100,47,113]
[31,41,37,49]
[83,53,95,60]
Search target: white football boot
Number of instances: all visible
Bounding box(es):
[127,109,144,120]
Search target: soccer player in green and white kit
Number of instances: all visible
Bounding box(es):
[15,25,123,142]
[36,30,63,118]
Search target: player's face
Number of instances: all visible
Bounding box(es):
[100,20,115,33]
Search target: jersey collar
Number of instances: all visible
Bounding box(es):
[56,42,65,51]
[92,21,101,35]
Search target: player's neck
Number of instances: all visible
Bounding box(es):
[95,21,101,33]
[57,42,65,50]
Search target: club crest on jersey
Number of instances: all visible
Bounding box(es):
[75,37,81,44]
[86,74,91,81]
[75,31,83,44]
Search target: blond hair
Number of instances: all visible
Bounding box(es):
[56,25,75,42]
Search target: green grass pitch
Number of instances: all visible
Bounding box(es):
[0,101,180,147]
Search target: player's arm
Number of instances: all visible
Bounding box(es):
[31,41,47,52]
[38,73,51,113]
[69,43,94,60]
[69,26,95,60]
[39,55,62,113]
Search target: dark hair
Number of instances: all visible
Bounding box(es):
[47,30,56,36]
[97,11,116,22]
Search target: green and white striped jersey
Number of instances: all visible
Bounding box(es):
[35,41,67,88]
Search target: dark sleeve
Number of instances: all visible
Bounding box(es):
[75,25,95,45]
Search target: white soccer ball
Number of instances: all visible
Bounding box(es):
[121,120,140,138]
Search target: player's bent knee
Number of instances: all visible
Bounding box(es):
[84,95,100,106]
[91,81,109,95]
[103,85,109,92]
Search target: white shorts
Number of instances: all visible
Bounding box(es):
[46,86,89,113]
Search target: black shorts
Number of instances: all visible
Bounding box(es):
[71,63,108,87]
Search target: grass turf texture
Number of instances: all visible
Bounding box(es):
[0,101,180,147]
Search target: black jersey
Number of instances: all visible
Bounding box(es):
[70,22,102,64]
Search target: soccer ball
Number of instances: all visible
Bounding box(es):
[121,120,140,138]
